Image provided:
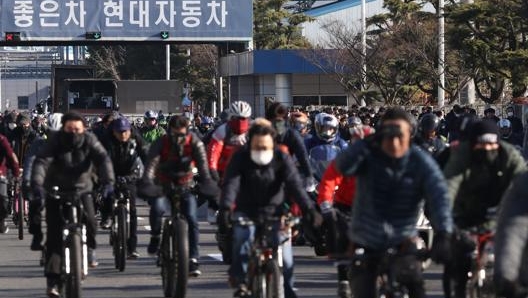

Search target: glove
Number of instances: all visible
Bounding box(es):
[217,209,232,234]
[305,176,317,193]
[197,178,221,198]
[102,184,114,199]
[430,231,451,264]
[304,208,323,229]
[210,170,220,182]
[137,180,163,200]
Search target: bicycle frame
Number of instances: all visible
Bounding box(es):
[468,229,495,294]
[52,188,88,278]
[114,177,132,239]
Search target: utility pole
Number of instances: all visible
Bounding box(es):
[361,0,367,106]
[166,44,170,80]
[438,0,445,108]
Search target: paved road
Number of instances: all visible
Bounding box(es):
[0,202,445,298]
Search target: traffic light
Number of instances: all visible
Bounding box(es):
[160,31,169,40]
[85,31,102,40]
[5,32,21,42]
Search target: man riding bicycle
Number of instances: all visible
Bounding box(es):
[101,117,147,259]
[333,107,453,298]
[218,119,323,298]
[31,112,115,297]
[139,115,216,277]
[443,119,526,298]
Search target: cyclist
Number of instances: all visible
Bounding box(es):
[413,113,447,158]
[100,117,147,259]
[443,119,526,298]
[289,111,310,138]
[30,112,115,297]
[498,118,523,148]
[218,119,322,297]
[141,110,166,145]
[0,129,20,234]
[25,113,63,251]
[334,107,453,298]
[305,112,348,153]
[13,112,37,167]
[494,171,528,298]
[207,100,252,182]
[139,115,216,277]
[505,106,523,134]
[317,115,375,298]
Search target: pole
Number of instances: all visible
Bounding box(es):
[166,44,170,80]
[361,0,367,106]
[438,0,445,108]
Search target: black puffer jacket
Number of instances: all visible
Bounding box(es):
[494,172,528,293]
[31,132,115,194]
[103,132,147,177]
[220,147,314,218]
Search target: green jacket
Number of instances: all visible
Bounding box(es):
[141,126,166,144]
[444,140,526,228]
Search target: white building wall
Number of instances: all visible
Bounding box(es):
[303,0,385,47]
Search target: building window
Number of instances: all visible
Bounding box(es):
[321,95,347,106]
[18,96,29,110]
[293,95,319,106]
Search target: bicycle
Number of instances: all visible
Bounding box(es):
[109,176,133,272]
[50,186,89,298]
[443,226,495,298]
[348,240,429,298]
[159,183,190,298]
[8,179,26,240]
[236,214,288,298]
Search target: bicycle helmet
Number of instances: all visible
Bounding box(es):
[314,113,338,141]
[347,116,362,127]
[144,110,158,120]
[229,101,252,118]
[419,114,440,133]
[47,113,64,131]
[497,118,511,128]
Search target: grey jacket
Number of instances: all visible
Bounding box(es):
[494,172,528,287]
[335,139,453,250]
[31,132,115,194]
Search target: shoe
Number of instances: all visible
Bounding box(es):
[189,258,201,277]
[147,236,160,255]
[100,218,112,230]
[88,249,98,268]
[233,283,250,297]
[30,234,44,251]
[0,220,8,234]
[337,280,352,298]
[207,208,218,225]
[46,285,60,298]
[46,277,60,298]
[127,251,140,259]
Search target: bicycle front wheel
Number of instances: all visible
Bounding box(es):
[17,194,24,240]
[114,206,127,272]
[64,233,83,298]
[265,260,282,298]
[161,217,189,298]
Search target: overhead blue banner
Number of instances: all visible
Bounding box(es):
[1,0,253,41]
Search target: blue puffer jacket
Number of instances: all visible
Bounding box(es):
[335,139,453,250]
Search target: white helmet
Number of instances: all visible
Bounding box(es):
[47,113,64,131]
[229,101,252,118]
[497,118,511,128]
[314,112,339,142]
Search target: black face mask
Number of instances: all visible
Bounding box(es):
[473,148,499,164]
[273,120,287,136]
[60,131,85,148]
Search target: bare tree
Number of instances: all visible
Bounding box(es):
[86,46,126,80]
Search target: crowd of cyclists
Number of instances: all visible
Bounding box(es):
[0,100,527,298]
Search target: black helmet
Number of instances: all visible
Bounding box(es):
[419,113,439,133]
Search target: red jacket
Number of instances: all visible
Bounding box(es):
[207,123,247,174]
[0,133,20,177]
[317,160,355,207]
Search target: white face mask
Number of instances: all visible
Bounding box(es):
[8,123,16,130]
[250,150,274,166]
[507,112,513,117]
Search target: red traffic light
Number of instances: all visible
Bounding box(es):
[5,32,21,41]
